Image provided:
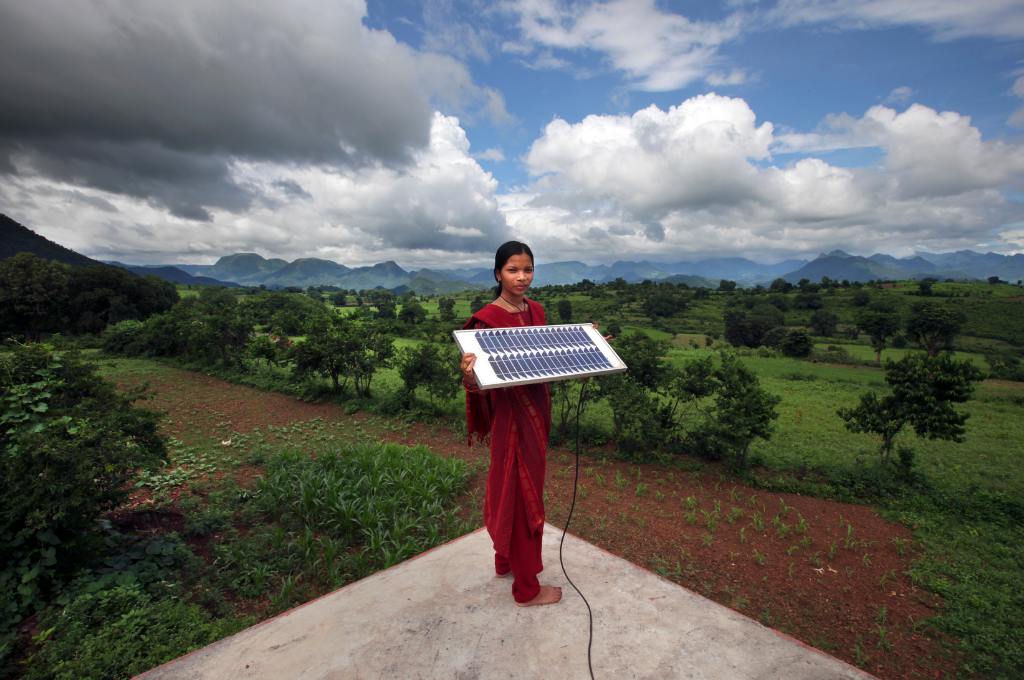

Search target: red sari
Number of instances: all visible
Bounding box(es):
[463,299,551,602]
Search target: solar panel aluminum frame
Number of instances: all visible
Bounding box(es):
[453,322,627,391]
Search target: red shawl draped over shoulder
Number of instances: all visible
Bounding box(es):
[463,299,551,558]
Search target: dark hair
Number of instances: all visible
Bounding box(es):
[493,240,534,298]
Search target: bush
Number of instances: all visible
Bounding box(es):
[26,584,249,680]
[101,320,148,356]
[0,345,164,630]
[396,341,459,408]
[780,330,814,358]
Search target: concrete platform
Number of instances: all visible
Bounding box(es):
[137,525,874,679]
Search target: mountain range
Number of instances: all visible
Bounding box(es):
[3,214,1022,292]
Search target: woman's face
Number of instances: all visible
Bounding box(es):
[496,253,534,296]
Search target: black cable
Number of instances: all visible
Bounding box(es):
[559,380,595,680]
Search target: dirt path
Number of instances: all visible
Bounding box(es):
[117,365,954,680]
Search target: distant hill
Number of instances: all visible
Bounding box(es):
[107,263,239,287]
[783,249,1024,284]
[0,213,236,287]
[1,214,103,267]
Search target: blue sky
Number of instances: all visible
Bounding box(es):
[1,0,1022,267]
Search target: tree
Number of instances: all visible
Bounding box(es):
[691,353,780,468]
[398,299,427,325]
[723,304,784,347]
[438,297,456,322]
[0,253,70,340]
[906,302,965,357]
[917,279,935,296]
[375,294,397,320]
[643,287,688,318]
[470,295,485,314]
[857,307,901,363]
[331,292,348,307]
[793,291,823,310]
[292,317,393,395]
[838,353,984,463]
[557,299,573,323]
[718,279,737,292]
[779,330,813,358]
[187,287,253,366]
[396,341,459,406]
[769,278,793,293]
[810,309,839,336]
[851,289,871,307]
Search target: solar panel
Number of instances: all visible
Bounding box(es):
[453,323,627,390]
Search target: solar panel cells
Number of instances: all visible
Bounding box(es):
[453,323,625,389]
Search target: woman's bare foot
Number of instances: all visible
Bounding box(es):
[515,585,562,607]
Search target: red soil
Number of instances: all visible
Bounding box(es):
[115,367,957,679]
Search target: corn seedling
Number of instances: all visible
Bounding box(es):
[614,470,626,489]
[685,495,699,510]
[727,507,744,524]
[739,526,747,544]
[891,536,909,556]
[862,553,872,567]
[635,482,648,497]
[752,549,766,566]
[702,532,714,547]
[751,511,765,532]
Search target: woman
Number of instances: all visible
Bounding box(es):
[460,241,561,607]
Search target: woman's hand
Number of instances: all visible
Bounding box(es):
[460,352,477,380]
[592,321,614,342]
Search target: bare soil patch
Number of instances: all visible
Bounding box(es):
[115,365,956,679]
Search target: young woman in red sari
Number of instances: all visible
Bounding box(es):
[460,241,562,607]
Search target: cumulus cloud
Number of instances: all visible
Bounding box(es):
[768,0,1024,41]
[475,148,507,162]
[0,0,503,220]
[779,103,1024,196]
[1,113,508,265]
[504,0,744,91]
[506,94,1024,261]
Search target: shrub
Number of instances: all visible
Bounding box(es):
[780,330,814,358]
[396,341,459,408]
[26,584,248,680]
[0,346,164,641]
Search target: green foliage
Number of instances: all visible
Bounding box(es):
[248,291,326,336]
[907,302,966,357]
[66,265,178,335]
[856,307,901,363]
[438,297,456,322]
[724,304,785,347]
[255,443,468,567]
[810,309,839,336]
[688,353,781,468]
[395,341,459,407]
[0,345,164,640]
[838,353,984,462]
[642,286,689,319]
[292,316,394,396]
[398,299,427,325]
[0,252,70,339]
[779,330,814,358]
[557,298,573,323]
[25,583,248,680]
[0,254,177,340]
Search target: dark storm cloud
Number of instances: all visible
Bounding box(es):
[0,0,447,218]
